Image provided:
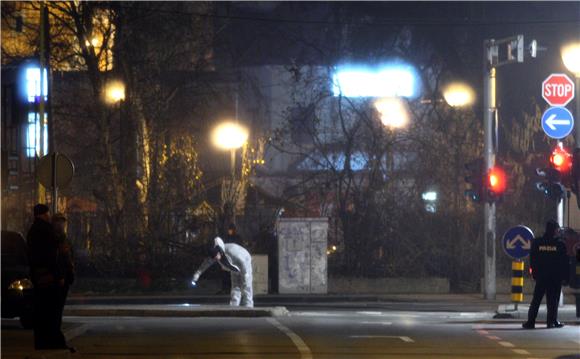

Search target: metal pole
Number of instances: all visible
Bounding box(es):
[483,40,497,300]
[557,194,565,307]
[575,76,580,149]
[37,3,48,205]
[51,152,58,214]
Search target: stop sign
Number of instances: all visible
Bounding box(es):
[542,73,575,106]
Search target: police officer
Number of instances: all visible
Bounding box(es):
[27,204,74,352]
[522,220,568,329]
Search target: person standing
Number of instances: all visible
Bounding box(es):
[522,219,568,329]
[52,213,75,332]
[27,204,73,352]
[192,237,254,307]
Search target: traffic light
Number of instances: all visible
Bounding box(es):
[464,158,484,202]
[550,143,573,187]
[486,166,507,201]
[535,144,572,201]
[535,168,565,200]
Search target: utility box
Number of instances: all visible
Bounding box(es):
[277,218,328,294]
[251,254,268,295]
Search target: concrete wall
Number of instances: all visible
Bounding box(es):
[329,277,450,294]
[490,278,536,295]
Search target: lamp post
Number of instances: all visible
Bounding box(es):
[105,81,126,168]
[211,121,248,226]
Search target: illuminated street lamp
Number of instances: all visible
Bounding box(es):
[561,42,580,149]
[442,82,475,108]
[374,97,410,129]
[211,121,249,178]
[105,80,125,104]
[561,42,580,77]
[211,122,249,151]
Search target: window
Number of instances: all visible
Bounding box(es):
[25,67,48,103]
[26,112,47,158]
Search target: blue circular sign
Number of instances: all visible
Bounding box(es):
[502,226,534,259]
[541,107,574,139]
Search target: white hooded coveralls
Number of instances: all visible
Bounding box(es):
[193,237,253,307]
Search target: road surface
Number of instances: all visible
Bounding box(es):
[2,307,579,358]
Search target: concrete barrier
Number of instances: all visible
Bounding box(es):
[329,277,450,294]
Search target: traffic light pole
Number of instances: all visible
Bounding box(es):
[483,41,497,300]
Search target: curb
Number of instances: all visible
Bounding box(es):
[64,306,289,318]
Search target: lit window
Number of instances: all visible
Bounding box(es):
[26,112,48,158]
[26,67,48,103]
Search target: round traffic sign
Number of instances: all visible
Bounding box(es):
[37,152,75,188]
[502,225,534,260]
[542,73,575,107]
[541,107,574,139]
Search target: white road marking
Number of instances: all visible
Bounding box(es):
[512,349,531,355]
[360,321,393,325]
[292,312,345,317]
[350,335,414,343]
[357,311,384,316]
[486,335,501,340]
[477,330,489,335]
[498,341,515,348]
[267,318,312,359]
[571,339,580,345]
[64,323,92,341]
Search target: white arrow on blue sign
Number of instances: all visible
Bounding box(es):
[502,226,534,260]
[541,106,574,139]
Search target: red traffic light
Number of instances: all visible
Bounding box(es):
[487,166,507,194]
[550,143,572,174]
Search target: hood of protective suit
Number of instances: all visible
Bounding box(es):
[214,237,240,273]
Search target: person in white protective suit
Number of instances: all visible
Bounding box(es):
[191,237,253,307]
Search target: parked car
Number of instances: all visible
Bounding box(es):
[1,230,34,328]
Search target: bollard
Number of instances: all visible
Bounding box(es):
[511,260,524,306]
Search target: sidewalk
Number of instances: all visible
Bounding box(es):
[495,303,580,323]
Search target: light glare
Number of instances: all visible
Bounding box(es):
[561,42,580,77]
[212,122,249,150]
[105,81,125,103]
[375,97,410,128]
[333,64,419,98]
[443,82,475,107]
[422,191,438,202]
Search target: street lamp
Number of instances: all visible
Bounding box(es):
[211,121,249,178]
[105,81,125,104]
[374,97,410,129]
[442,82,475,108]
[561,42,580,149]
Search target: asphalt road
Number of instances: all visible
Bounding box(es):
[2,308,579,359]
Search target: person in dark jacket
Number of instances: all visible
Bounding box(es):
[26,204,74,352]
[53,213,75,331]
[522,220,568,329]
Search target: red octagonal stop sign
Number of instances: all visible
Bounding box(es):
[542,73,575,106]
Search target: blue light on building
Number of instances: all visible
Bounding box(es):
[332,63,420,98]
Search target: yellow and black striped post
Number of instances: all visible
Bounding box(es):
[511,260,524,305]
